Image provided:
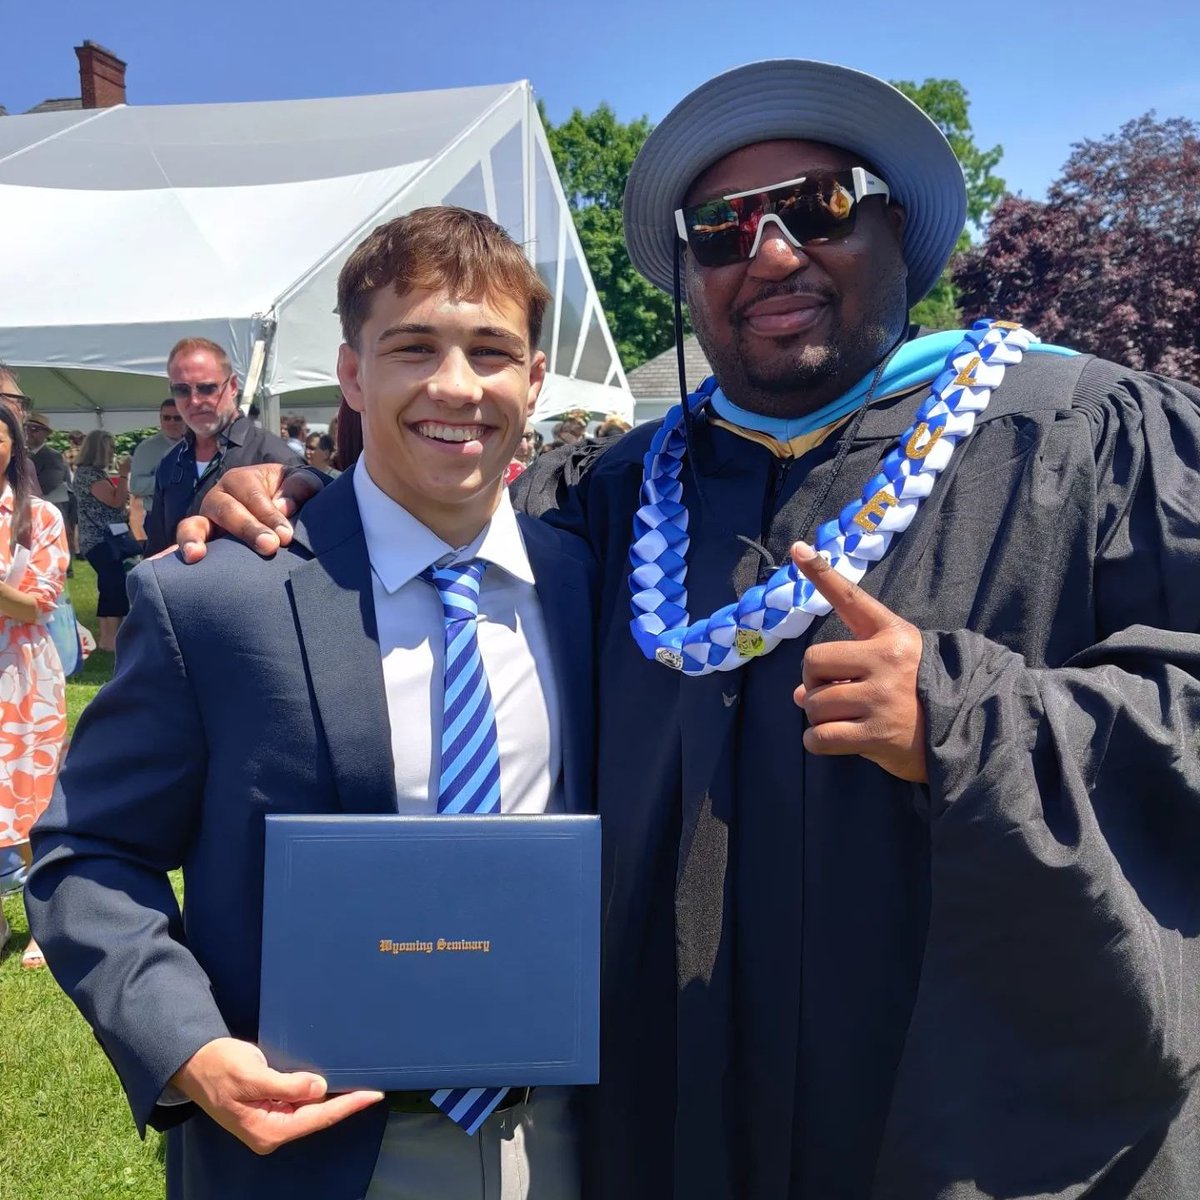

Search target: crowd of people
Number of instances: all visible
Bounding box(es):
[0,344,302,967]
[4,54,1199,1200]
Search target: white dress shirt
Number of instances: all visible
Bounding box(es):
[353,461,563,814]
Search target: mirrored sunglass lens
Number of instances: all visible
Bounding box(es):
[774,179,858,243]
[685,199,746,267]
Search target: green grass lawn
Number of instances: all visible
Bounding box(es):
[2,561,170,1200]
[64,560,116,736]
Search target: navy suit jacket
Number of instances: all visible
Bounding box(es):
[27,473,596,1200]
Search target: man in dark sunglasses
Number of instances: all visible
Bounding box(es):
[175,59,1200,1200]
[144,338,300,555]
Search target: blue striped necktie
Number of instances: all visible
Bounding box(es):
[422,558,509,1134]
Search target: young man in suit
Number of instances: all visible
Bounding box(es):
[28,207,594,1200]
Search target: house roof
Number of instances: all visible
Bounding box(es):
[625,334,713,399]
[25,98,83,114]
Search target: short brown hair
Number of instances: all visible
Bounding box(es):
[167,337,233,375]
[337,207,551,350]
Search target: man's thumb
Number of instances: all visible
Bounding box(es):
[254,1068,328,1104]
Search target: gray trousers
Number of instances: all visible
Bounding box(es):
[365,1088,579,1200]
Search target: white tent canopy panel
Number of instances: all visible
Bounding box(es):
[0,81,632,430]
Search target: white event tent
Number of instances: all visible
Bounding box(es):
[0,82,633,432]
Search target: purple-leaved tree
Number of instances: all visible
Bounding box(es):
[955,112,1200,377]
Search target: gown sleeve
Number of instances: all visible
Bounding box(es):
[892,362,1200,1192]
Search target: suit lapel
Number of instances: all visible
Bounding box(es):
[520,515,594,815]
[287,477,396,815]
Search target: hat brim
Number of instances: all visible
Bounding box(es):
[623,60,967,308]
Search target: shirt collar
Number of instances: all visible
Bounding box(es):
[352,459,534,595]
[0,483,12,514]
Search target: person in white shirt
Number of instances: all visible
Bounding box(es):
[27,207,595,1200]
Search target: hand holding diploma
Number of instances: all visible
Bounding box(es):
[170,1037,384,1155]
[790,541,928,784]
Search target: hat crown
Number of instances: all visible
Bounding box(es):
[623,59,968,307]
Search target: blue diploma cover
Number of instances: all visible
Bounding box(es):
[259,814,600,1090]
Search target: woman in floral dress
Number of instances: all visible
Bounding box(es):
[0,405,69,967]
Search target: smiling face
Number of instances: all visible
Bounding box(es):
[683,139,909,419]
[337,285,545,545]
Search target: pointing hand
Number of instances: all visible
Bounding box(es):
[790,541,928,783]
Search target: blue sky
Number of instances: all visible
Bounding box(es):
[6,0,1199,203]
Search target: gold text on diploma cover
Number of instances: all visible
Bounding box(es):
[378,938,492,954]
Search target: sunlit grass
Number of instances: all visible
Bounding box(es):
[2,561,168,1198]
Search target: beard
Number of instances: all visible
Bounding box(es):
[692,277,909,420]
[185,403,237,440]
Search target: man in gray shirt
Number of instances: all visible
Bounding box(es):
[129,399,185,516]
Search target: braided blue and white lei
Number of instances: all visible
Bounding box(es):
[628,319,1035,675]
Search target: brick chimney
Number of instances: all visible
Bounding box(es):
[75,41,126,109]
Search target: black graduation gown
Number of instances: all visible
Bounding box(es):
[517,347,1200,1200]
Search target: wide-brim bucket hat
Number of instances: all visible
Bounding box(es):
[623,59,968,307]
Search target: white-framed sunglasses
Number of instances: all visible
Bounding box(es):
[674,166,891,268]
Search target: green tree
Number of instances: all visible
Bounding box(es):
[891,78,1005,329]
[540,101,684,369]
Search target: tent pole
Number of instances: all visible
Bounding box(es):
[524,85,536,266]
[264,390,280,439]
[240,337,267,416]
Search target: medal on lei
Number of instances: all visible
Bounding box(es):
[628,319,1036,676]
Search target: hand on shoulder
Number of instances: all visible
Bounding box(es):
[175,464,323,564]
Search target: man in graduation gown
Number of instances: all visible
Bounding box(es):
[178,61,1200,1200]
